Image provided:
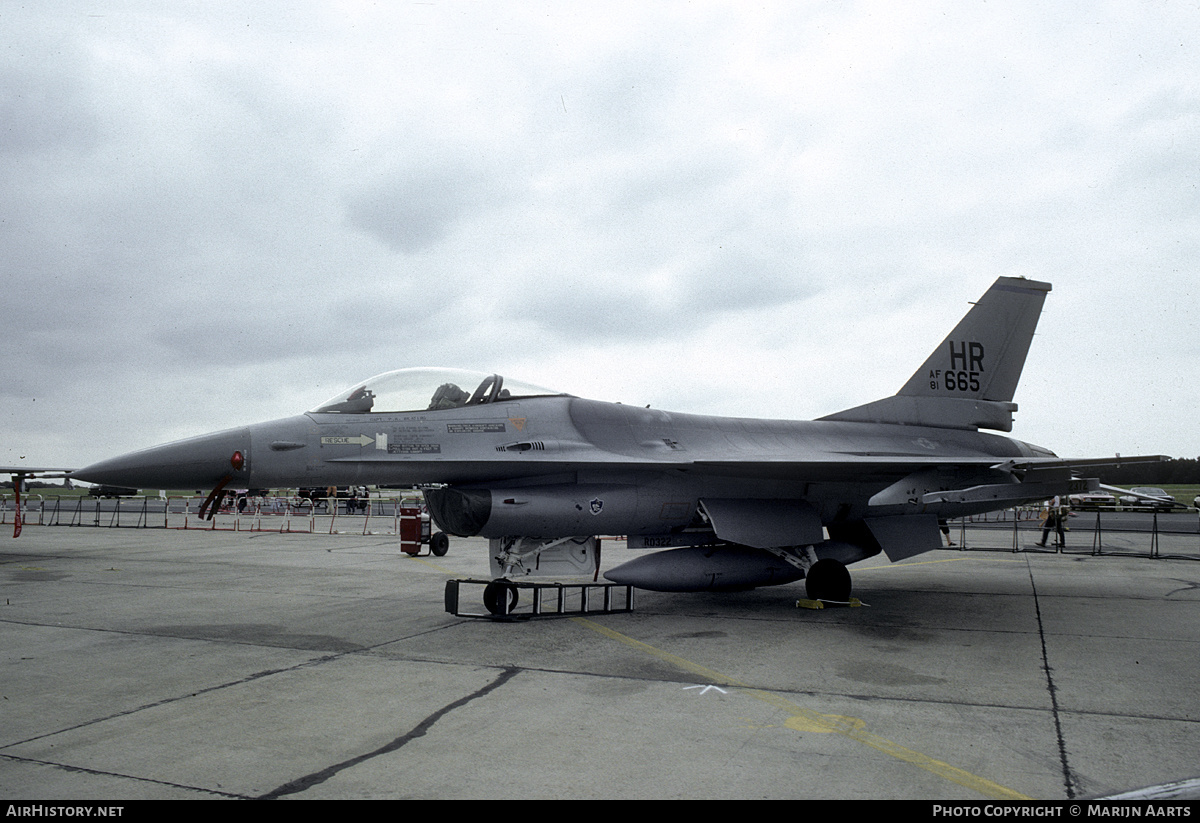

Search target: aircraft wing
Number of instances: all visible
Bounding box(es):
[997,455,1170,473]
[1,467,74,476]
[684,454,1167,516]
[687,453,1167,483]
[316,447,1166,488]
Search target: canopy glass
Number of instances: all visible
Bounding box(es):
[310,368,565,414]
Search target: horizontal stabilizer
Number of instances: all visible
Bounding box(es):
[822,396,1018,432]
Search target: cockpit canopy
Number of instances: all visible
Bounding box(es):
[310,368,566,415]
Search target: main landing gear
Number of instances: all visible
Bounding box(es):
[803,558,853,604]
[765,546,856,606]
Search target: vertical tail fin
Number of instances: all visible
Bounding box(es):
[820,277,1051,432]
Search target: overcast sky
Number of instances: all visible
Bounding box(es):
[3,1,1198,475]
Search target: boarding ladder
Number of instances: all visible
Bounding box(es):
[444,578,635,620]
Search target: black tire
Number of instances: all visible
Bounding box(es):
[805,558,852,603]
[430,531,450,557]
[483,580,519,616]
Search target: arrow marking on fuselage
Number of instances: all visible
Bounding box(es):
[320,435,375,447]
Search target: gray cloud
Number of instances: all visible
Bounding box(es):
[346,163,508,254]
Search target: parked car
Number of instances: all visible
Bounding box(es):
[88,485,139,498]
[1068,491,1117,510]
[1118,487,1177,511]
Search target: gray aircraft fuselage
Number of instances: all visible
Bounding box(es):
[75,393,1053,527]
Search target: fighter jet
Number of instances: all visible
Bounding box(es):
[71,277,1151,611]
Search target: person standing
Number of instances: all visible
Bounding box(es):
[1037,496,1066,547]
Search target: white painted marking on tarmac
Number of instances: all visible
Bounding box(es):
[683,684,727,696]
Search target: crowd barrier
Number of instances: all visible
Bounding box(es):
[4,496,1197,561]
[946,507,1200,561]
[0,494,428,538]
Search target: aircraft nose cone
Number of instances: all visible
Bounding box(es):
[74,428,252,490]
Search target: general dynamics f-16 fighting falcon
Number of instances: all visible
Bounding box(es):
[69,277,1153,613]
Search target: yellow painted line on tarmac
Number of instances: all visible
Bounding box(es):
[572,616,1031,801]
[407,555,459,576]
[855,555,1026,572]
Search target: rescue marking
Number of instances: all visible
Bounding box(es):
[387,443,441,454]
[320,435,374,447]
[447,423,506,434]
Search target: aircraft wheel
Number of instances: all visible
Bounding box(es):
[805,559,852,603]
[430,532,450,557]
[483,580,519,615]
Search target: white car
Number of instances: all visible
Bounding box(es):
[1068,491,1117,510]
[1118,487,1177,511]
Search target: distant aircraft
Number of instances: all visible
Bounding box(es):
[2,467,71,538]
[68,277,1155,611]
